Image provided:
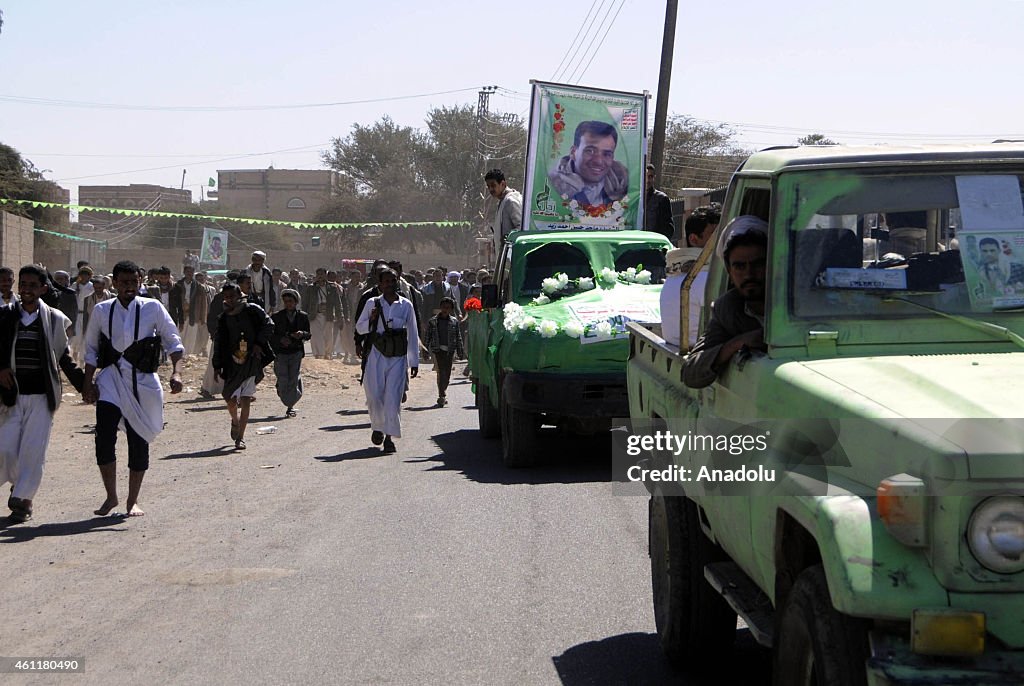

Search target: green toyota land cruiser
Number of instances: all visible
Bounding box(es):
[627,144,1024,684]
[468,228,671,467]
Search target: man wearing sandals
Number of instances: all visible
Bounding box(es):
[83,261,185,517]
[355,268,419,453]
[212,282,275,450]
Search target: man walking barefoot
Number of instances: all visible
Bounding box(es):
[83,261,184,517]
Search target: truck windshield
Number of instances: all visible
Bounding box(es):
[787,169,1024,318]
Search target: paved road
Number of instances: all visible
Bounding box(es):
[1,366,769,685]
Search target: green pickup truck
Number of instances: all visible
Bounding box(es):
[468,229,671,467]
[627,144,1024,684]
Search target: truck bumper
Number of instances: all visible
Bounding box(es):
[503,371,628,418]
[867,632,1024,685]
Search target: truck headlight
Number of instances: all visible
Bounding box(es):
[967,496,1024,574]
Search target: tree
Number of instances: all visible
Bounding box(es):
[658,116,750,194]
[317,106,525,255]
[797,133,838,146]
[0,142,71,253]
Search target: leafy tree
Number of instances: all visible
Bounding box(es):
[317,106,525,255]
[658,116,750,194]
[798,133,838,146]
[0,142,71,252]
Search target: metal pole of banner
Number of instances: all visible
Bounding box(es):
[650,0,678,189]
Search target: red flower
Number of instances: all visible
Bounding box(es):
[554,112,562,120]
[464,297,483,311]
[553,122,565,132]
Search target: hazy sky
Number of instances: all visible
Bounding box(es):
[3,0,1024,204]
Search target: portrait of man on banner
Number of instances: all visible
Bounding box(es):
[548,120,629,212]
[524,83,647,231]
[200,228,228,266]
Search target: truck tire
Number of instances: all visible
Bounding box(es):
[500,386,537,468]
[649,491,736,669]
[477,383,500,439]
[773,565,868,686]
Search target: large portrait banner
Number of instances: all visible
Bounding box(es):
[524,81,648,231]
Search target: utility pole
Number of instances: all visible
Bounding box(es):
[173,168,186,249]
[476,86,498,264]
[650,0,678,188]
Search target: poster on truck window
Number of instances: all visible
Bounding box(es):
[199,227,228,266]
[956,175,1024,309]
[524,81,648,231]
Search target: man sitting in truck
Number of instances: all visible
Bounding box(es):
[682,216,768,388]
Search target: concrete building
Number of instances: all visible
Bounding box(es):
[215,168,341,223]
[79,184,192,213]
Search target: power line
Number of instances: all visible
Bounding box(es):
[566,0,619,84]
[0,86,482,113]
[552,1,608,83]
[549,0,602,81]
[56,142,332,183]
[571,0,628,84]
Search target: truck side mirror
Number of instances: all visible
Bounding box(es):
[481,284,500,309]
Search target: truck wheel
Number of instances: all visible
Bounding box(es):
[773,565,868,686]
[477,383,500,439]
[649,491,736,669]
[500,387,537,468]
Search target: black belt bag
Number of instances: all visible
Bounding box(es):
[373,329,408,358]
[370,298,408,358]
[100,302,162,373]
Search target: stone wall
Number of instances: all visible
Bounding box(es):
[0,211,34,269]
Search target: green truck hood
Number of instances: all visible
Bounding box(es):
[792,353,1024,479]
[796,353,1024,419]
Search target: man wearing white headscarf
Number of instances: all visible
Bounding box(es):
[244,251,277,312]
[682,215,768,389]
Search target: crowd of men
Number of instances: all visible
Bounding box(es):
[0,248,495,523]
[0,164,718,524]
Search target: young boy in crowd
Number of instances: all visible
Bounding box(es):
[423,297,464,407]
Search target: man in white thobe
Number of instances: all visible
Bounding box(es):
[356,268,419,453]
[70,266,95,363]
[83,260,185,518]
[0,265,83,523]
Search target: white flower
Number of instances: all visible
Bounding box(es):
[538,320,559,338]
[599,267,618,287]
[569,199,578,209]
[595,321,613,338]
[518,316,537,331]
[563,320,585,337]
[612,201,622,210]
[557,272,569,287]
[625,267,637,279]
[541,277,560,294]
[577,277,595,291]
[532,293,550,306]
[635,270,652,285]
[502,302,526,331]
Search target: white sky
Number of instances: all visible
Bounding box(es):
[3,0,1024,205]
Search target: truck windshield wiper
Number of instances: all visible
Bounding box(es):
[880,296,1024,350]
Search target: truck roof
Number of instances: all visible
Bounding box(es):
[738,143,1024,175]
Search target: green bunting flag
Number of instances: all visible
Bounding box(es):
[0,198,471,231]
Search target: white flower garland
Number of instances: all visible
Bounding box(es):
[502,301,624,341]
[504,265,657,339]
